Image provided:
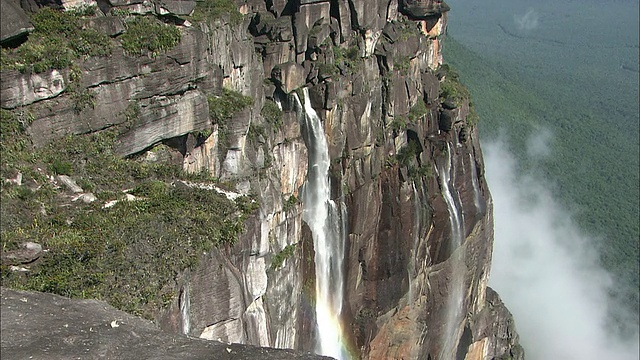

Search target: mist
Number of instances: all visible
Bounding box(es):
[484,138,640,360]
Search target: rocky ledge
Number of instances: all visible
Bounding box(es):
[0,287,332,360]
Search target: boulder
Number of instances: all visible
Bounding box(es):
[155,0,197,16]
[271,62,306,94]
[1,242,43,265]
[399,0,451,20]
[439,108,454,131]
[0,0,33,45]
[85,16,126,37]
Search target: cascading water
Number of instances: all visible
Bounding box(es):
[295,88,348,359]
[468,153,484,214]
[437,143,466,360]
[439,144,465,254]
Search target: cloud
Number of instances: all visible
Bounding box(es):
[514,8,539,31]
[526,127,553,158]
[484,138,640,360]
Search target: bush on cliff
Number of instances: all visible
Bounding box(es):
[1,7,112,73]
[190,0,244,25]
[120,16,182,57]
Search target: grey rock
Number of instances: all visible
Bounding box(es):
[57,175,84,193]
[1,68,69,110]
[85,16,126,37]
[1,242,43,265]
[399,0,451,19]
[0,287,333,360]
[0,0,33,44]
[73,192,98,203]
[271,62,306,94]
[116,90,210,156]
[155,0,196,16]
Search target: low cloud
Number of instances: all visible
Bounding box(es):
[526,128,553,158]
[514,8,539,31]
[484,138,639,360]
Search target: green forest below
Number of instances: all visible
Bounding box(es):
[442,7,639,323]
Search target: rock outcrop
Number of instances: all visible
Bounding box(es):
[0,287,331,360]
[0,0,523,359]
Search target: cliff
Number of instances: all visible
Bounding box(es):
[0,0,523,359]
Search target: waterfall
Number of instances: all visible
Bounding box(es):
[438,143,465,253]
[295,88,348,359]
[437,143,466,359]
[179,286,191,335]
[468,153,484,214]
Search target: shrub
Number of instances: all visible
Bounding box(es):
[439,64,471,107]
[0,7,112,73]
[261,100,283,131]
[190,0,244,25]
[120,16,181,57]
[208,88,254,125]
[270,244,296,270]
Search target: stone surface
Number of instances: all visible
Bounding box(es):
[0,287,332,360]
[0,0,33,44]
[155,0,196,16]
[271,62,306,94]
[1,242,43,265]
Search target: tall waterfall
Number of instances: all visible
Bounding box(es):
[439,143,465,253]
[437,143,466,359]
[295,88,348,359]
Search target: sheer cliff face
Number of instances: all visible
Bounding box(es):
[1,0,522,358]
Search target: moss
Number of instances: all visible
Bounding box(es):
[439,64,471,107]
[0,7,112,73]
[260,100,283,131]
[208,88,254,125]
[407,99,428,122]
[119,16,181,57]
[190,0,244,25]
[270,244,296,270]
[283,195,298,211]
[395,56,411,75]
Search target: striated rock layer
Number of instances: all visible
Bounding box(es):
[1,0,523,359]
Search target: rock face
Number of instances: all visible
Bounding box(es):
[0,0,33,44]
[0,287,331,360]
[0,1,523,359]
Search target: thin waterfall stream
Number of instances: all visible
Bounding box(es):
[437,143,466,359]
[295,88,348,359]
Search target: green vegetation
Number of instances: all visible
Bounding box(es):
[208,88,254,125]
[1,7,112,73]
[270,244,296,271]
[389,100,428,132]
[438,64,470,107]
[0,110,256,319]
[395,56,411,75]
[120,16,181,57]
[334,45,362,74]
[283,195,298,211]
[190,0,244,25]
[260,99,283,131]
[443,35,639,319]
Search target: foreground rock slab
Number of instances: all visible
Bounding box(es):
[0,287,332,360]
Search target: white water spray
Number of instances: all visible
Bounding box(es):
[468,153,483,214]
[437,143,466,359]
[439,144,465,253]
[295,88,347,359]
